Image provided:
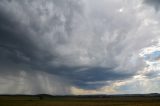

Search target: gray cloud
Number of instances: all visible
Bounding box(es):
[144,0,160,11]
[0,0,160,94]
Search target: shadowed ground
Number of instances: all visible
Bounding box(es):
[0,95,160,106]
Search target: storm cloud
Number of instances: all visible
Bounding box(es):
[0,0,160,94]
[144,0,160,11]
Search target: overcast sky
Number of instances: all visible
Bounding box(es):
[0,0,160,95]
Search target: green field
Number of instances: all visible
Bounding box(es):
[0,95,160,106]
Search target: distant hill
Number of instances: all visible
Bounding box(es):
[0,93,160,98]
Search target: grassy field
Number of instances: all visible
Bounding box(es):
[0,95,160,106]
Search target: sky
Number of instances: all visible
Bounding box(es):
[0,0,160,95]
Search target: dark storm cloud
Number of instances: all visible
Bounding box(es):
[0,19,132,89]
[0,11,52,72]
[1,0,160,94]
[144,0,160,10]
[0,0,83,69]
[0,0,134,90]
[47,67,133,89]
[70,67,132,89]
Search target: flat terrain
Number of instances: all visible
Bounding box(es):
[0,95,160,106]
